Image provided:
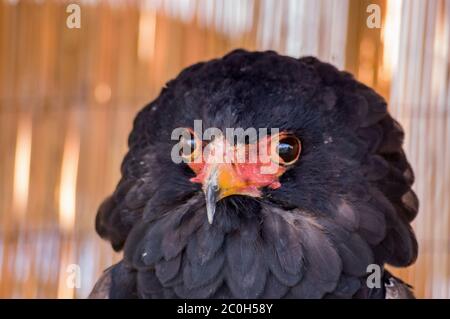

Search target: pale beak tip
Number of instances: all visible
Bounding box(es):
[204,166,219,224]
[206,203,216,224]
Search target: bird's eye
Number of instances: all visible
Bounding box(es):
[179,129,202,162]
[271,134,301,166]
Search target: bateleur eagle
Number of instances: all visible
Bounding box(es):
[90,50,418,299]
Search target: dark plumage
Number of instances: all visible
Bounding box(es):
[93,50,418,299]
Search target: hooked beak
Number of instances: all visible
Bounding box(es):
[201,163,263,224]
[204,166,220,224]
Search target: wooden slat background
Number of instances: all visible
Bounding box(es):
[0,0,448,298]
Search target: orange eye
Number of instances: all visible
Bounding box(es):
[270,133,301,166]
[179,128,202,162]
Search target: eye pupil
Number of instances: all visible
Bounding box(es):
[180,137,195,154]
[184,138,196,154]
[276,136,300,164]
[179,131,200,161]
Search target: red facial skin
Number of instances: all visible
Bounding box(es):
[187,134,290,199]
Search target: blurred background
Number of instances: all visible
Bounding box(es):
[0,0,449,298]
